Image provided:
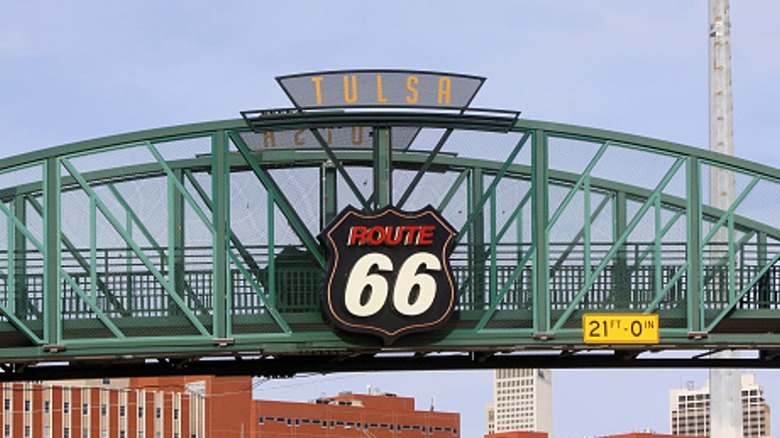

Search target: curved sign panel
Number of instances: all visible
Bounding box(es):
[319,206,457,344]
[277,69,485,109]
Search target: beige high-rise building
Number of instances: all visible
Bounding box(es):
[669,373,771,438]
[486,369,552,435]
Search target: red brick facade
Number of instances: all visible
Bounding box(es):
[0,376,459,437]
[253,392,460,437]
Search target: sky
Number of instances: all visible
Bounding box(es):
[3,1,780,437]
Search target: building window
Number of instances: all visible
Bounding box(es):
[24,426,31,437]
[155,407,161,419]
[138,407,144,418]
[64,402,70,414]
[24,399,31,412]
[101,404,107,416]
[3,424,9,437]
[120,405,126,417]
[173,408,179,420]
[83,404,89,415]
[4,398,9,410]
[44,400,50,413]
[64,427,70,438]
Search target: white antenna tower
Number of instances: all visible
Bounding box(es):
[708,1,742,438]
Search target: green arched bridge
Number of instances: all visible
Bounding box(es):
[2,90,780,378]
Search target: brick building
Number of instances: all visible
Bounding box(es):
[256,390,459,437]
[484,433,703,438]
[0,375,459,437]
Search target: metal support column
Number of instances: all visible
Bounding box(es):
[532,130,550,335]
[373,127,392,209]
[169,168,186,317]
[469,167,486,310]
[757,232,769,307]
[687,157,703,334]
[43,157,61,346]
[613,191,629,308]
[213,131,229,339]
[12,196,27,319]
[320,161,338,228]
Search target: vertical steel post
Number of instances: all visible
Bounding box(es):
[212,131,229,339]
[489,191,498,304]
[613,191,628,308]
[126,210,134,313]
[532,130,550,334]
[268,190,276,306]
[583,177,592,286]
[89,195,97,302]
[12,196,26,319]
[43,157,61,345]
[687,157,703,333]
[373,127,392,209]
[758,232,769,307]
[169,168,186,316]
[470,167,486,309]
[320,161,338,228]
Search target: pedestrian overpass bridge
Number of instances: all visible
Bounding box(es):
[3,77,780,379]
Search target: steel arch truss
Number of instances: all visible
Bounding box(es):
[1,113,780,378]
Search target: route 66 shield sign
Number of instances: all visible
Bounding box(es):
[319,205,457,345]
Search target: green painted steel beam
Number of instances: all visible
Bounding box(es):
[687,157,703,333]
[532,129,550,335]
[43,157,61,345]
[4,147,778,243]
[372,127,392,209]
[3,111,780,370]
[320,162,338,227]
[212,131,230,339]
[244,111,518,133]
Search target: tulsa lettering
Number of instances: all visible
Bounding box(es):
[310,74,453,106]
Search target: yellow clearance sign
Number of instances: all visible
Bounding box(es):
[276,70,485,109]
[582,313,659,344]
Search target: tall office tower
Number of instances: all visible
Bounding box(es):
[487,369,552,435]
[669,374,771,438]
